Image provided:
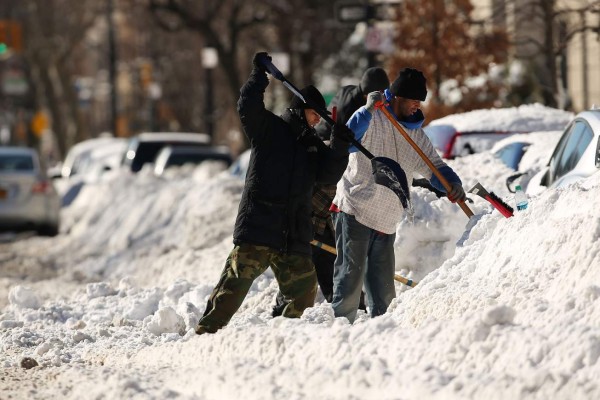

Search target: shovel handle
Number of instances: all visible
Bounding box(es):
[259,55,377,159]
[310,240,418,287]
[378,106,474,218]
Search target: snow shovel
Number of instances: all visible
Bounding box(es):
[257,54,411,208]
[310,240,418,287]
[376,104,475,218]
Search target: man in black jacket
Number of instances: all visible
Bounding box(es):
[196,52,353,335]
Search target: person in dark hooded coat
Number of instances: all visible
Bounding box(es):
[196,52,354,335]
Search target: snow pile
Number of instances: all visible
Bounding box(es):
[1,109,599,399]
[428,103,573,132]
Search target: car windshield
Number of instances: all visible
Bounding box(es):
[0,155,34,172]
[548,120,594,185]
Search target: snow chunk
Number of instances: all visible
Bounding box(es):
[8,286,40,309]
[146,306,185,336]
[86,282,117,299]
[482,305,516,326]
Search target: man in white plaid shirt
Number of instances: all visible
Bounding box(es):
[331,68,466,323]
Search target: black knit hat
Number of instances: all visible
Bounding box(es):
[359,67,390,94]
[390,68,427,101]
[288,85,331,115]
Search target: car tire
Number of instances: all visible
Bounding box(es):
[38,224,59,237]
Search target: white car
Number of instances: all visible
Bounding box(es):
[424,104,573,159]
[0,147,60,235]
[58,136,126,179]
[51,136,127,205]
[522,108,600,194]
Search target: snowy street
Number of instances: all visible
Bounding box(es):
[1,107,600,399]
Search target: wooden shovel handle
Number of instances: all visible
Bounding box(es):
[378,106,473,218]
[310,240,418,287]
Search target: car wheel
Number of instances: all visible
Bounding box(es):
[38,224,59,237]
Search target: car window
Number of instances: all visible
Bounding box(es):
[494,142,529,170]
[0,155,34,171]
[549,120,594,184]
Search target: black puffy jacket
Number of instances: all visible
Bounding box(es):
[233,68,349,256]
[315,85,364,139]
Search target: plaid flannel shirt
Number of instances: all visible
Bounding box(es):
[312,184,337,236]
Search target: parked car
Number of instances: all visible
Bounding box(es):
[122,132,211,173]
[424,104,573,159]
[506,108,600,194]
[56,136,126,179]
[51,137,127,207]
[0,147,60,236]
[153,145,232,176]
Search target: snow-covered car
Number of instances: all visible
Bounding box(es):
[0,147,60,235]
[424,103,573,159]
[153,145,232,176]
[56,136,126,179]
[487,130,564,193]
[122,132,211,173]
[51,136,128,205]
[523,108,600,194]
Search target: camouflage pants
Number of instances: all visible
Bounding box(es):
[196,243,317,333]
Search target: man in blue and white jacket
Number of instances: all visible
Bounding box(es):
[331,68,466,323]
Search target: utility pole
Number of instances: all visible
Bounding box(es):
[366,2,376,68]
[107,0,118,136]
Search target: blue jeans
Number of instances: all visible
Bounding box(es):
[332,211,396,323]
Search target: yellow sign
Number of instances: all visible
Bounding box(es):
[31,111,49,137]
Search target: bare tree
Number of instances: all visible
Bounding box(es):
[386,0,509,119]
[144,0,343,147]
[13,0,104,156]
[493,0,600,107]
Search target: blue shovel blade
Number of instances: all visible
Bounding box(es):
[371,157,410,209]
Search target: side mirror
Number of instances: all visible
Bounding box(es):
[46,166,63,180]
[505,172,525,193]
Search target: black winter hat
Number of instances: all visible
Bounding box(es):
[359,67,390,94]
[390,68,427,101]
[288,85,331,115]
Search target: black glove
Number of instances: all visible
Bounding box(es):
[332,123,355,143]
[296,128,322,148]
[252,52,271,72]
[447,182,466,203]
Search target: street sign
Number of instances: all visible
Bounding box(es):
[336,2,368,23]
[336,1,401,24]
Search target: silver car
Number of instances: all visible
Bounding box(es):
[0,147,60,236]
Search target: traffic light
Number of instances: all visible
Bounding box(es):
[0,20,23,54]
